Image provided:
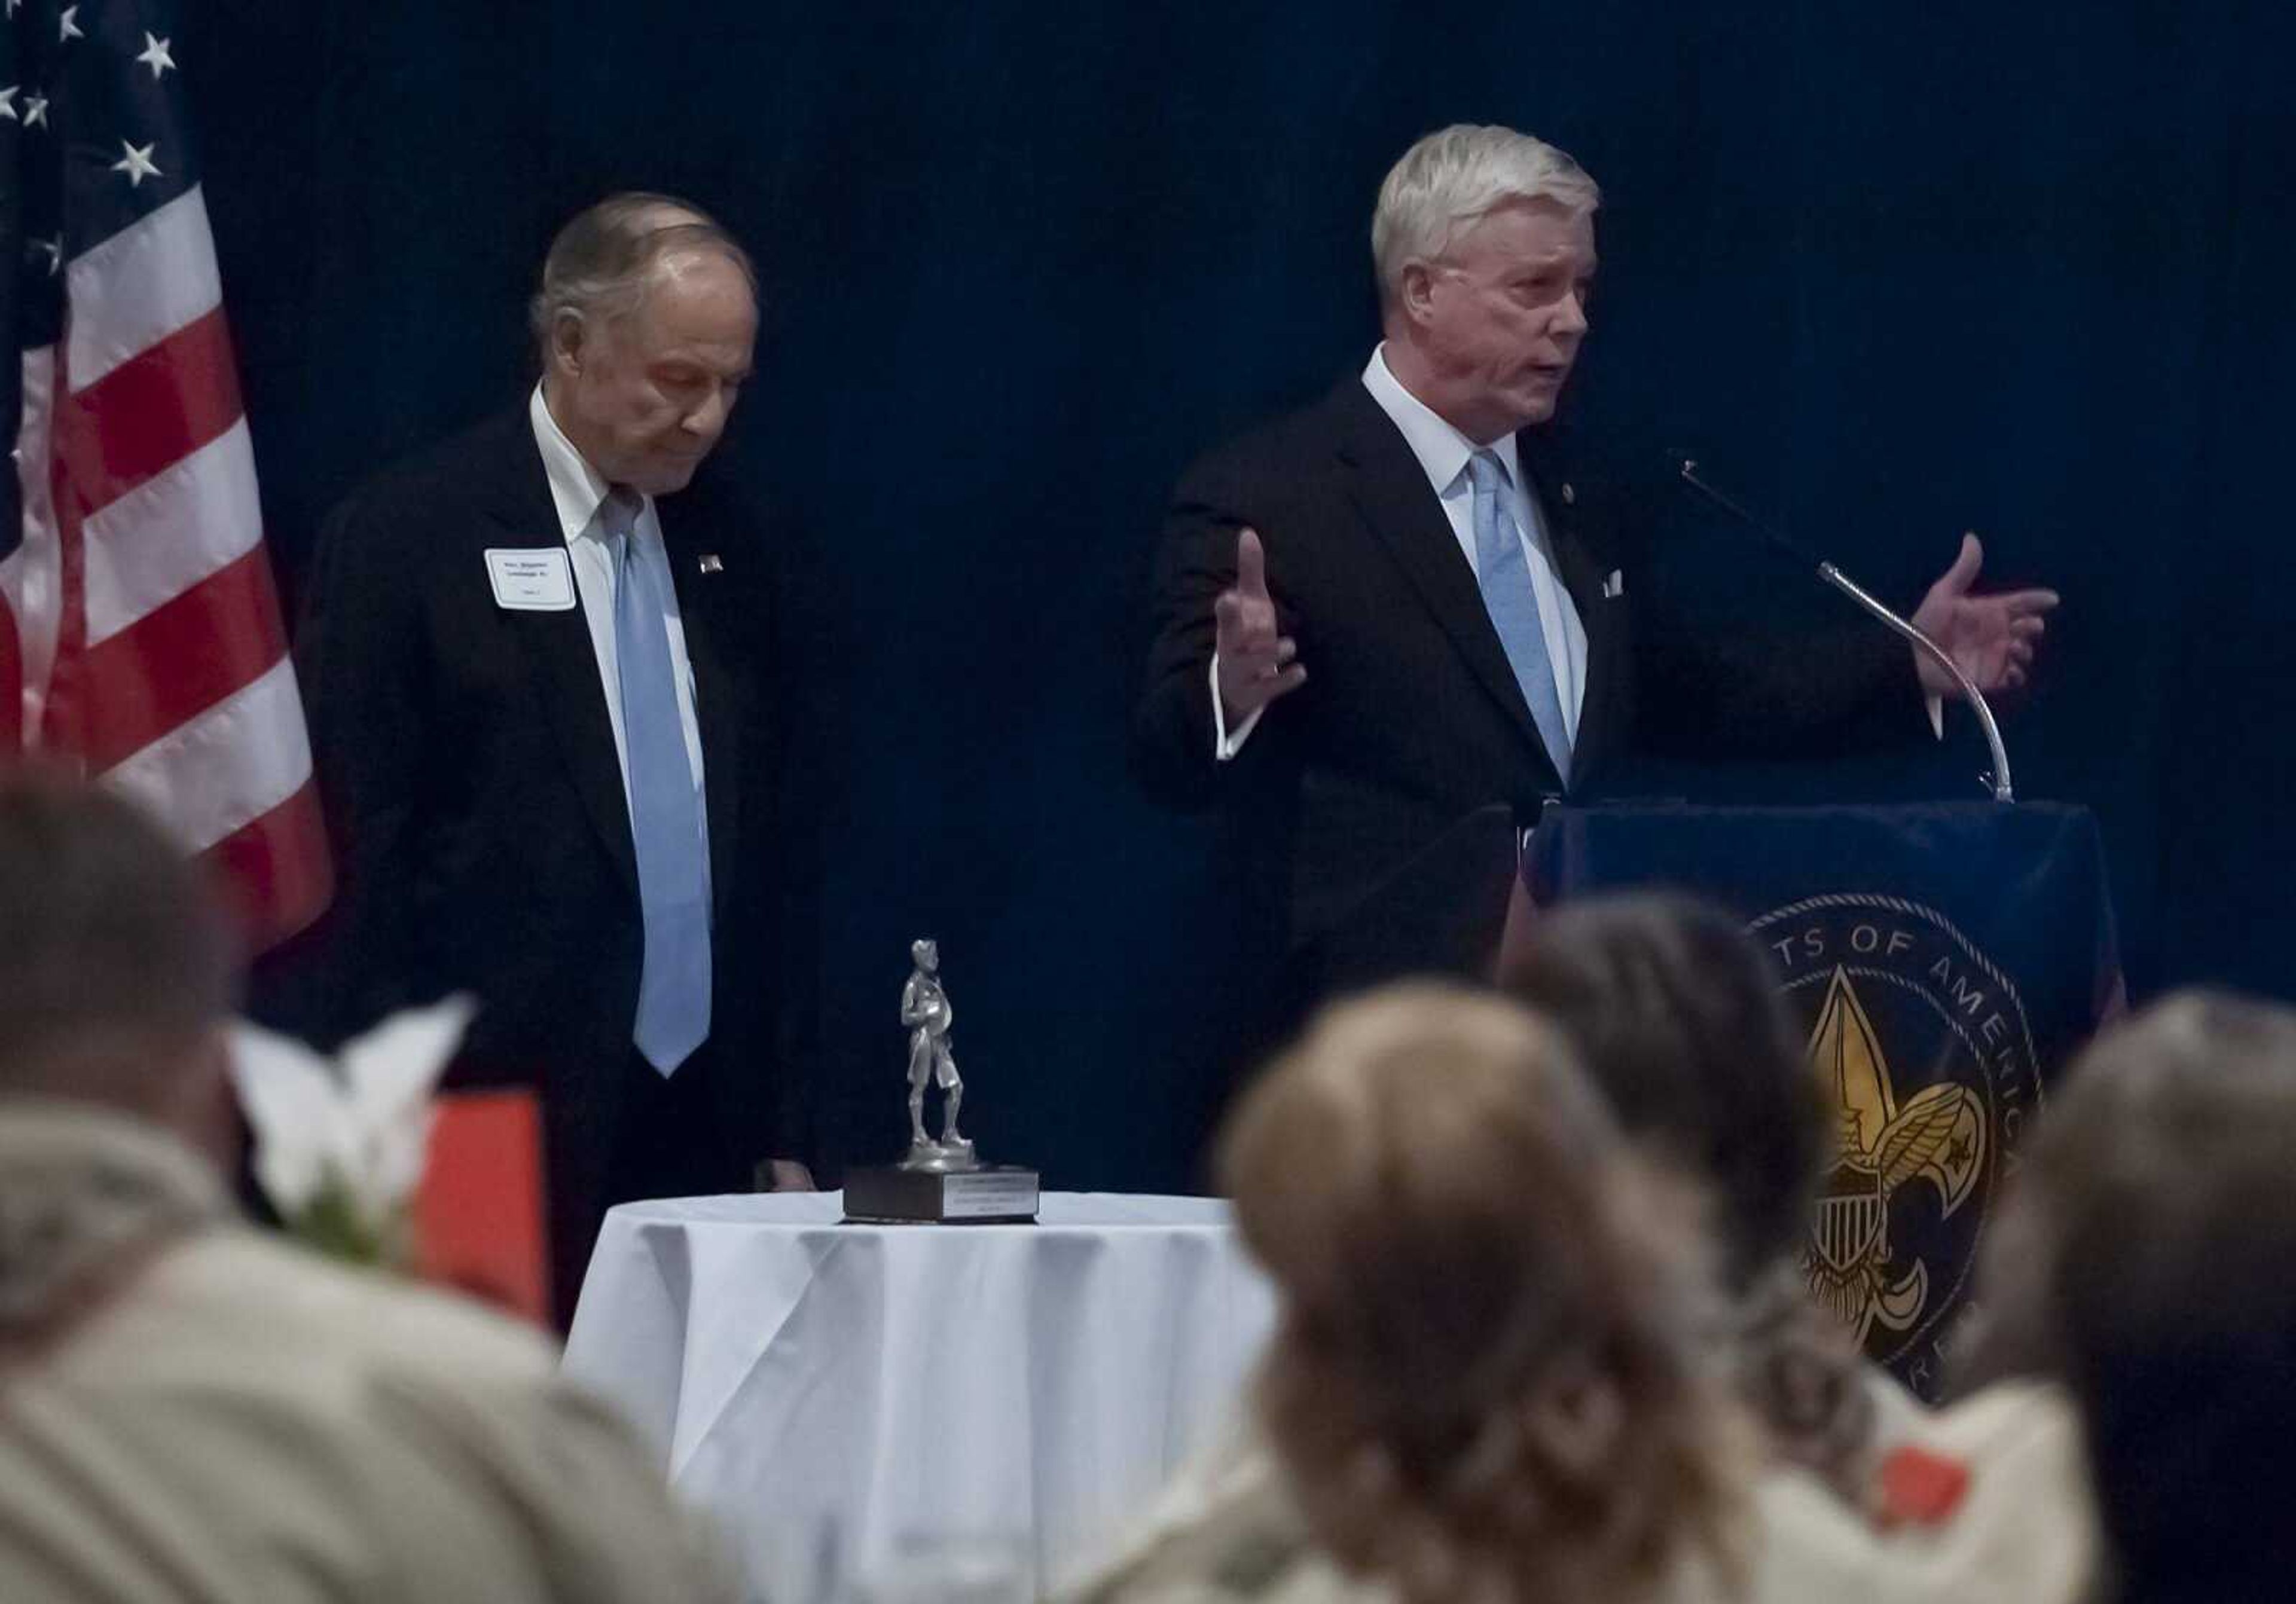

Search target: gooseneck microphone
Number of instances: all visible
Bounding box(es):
[1667,451,2014,803]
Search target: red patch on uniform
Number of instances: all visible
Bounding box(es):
[1876,1445,1971,1529]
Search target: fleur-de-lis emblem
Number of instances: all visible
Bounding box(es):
[1803,967,1985,1346]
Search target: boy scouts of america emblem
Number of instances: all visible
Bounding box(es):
[1750,894,2042,1395]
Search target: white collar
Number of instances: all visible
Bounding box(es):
[528,383,644,542]
[1360,344,1524,498]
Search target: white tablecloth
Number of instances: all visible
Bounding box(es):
[563,1191,1276,1603]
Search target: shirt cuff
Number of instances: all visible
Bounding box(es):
[1211,655,1266,761]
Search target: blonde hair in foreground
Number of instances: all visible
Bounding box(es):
[1219,983,1748,1604]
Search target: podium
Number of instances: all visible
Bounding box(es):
[1305,799,2121,1397]
[1523,801,2123,1396]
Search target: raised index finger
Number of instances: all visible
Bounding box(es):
[1234,527,1270,601]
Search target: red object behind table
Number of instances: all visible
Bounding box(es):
[414,1091,550,1326]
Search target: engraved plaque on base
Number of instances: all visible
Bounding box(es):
[843,1163,1040,1224]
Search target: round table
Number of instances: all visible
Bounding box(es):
[563,1191,1275,1603]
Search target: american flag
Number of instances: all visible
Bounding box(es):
[1,0,329,946]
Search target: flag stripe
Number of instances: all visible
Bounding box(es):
[78,545,289,772]
[83,416,263,644]
[16,24,332,951]
[102,652,313,856]
[54,305,243,521]
[66,187,226,396]
[201,780,335,949]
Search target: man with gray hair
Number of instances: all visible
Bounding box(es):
[1136,124,2054,988]
[294,192,813,1327]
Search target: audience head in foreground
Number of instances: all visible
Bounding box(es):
[1499,893,1822,1293]
[0,771,733,1604]
[0,765,243,1125]
[1219,982,1747,1604]
[1964,990,2296,1604]
[1500,892,1888,1498]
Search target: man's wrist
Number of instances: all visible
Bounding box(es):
[1210,654,1267,760]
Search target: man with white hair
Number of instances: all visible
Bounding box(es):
[1135,125,2055,973]
[295,193,813,1327]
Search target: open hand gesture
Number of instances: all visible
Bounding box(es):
[1213,527,1306,722]
[1910,533,2060,698]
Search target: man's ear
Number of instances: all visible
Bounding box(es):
[1397,261,1439,326]
[550,309,588,379]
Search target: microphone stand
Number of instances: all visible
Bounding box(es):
[1675,458,2014,804]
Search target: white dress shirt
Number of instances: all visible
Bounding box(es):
[1213,345,1588,759]
[527,384,707,804]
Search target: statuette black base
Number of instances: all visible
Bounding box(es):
[842,1163,1040,1224]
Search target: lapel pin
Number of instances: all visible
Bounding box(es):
[1561,482,1576,506]
[699,553,724,575]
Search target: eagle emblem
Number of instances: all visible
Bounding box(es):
[1802,967,1986,1346]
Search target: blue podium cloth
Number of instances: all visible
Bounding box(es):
[1528,801,2121,1397]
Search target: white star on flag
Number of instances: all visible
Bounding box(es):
[112,140,162,188]
[59,5,81,42]
[32,236,63,275]
[137,33,178,80]
[24,93,47,128]
[0,87,17,121]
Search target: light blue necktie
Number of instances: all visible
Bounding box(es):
[602,489,713,1075]
[1468,450,1573,771]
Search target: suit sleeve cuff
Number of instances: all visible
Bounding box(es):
[1211,655,1266,760]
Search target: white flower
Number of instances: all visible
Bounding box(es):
[230,997,477,1229]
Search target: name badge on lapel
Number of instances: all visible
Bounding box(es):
[484,548,577,612]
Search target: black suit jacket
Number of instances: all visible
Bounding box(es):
[292,407,810,1300]
[1135,377,1919,958]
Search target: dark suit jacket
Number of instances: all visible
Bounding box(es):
[1135,377,1919,965]
[292,407,811,1306]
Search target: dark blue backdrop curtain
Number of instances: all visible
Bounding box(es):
[196,2,2296,1189]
